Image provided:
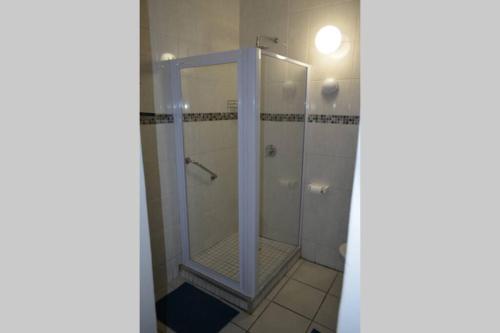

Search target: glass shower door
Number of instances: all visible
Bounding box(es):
[180,62,240,282]
[257,52,309,290]
[168,49,260,297]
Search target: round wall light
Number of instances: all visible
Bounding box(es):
[315,25,342,55]
[160,52,176,61]
[321,78,339,96]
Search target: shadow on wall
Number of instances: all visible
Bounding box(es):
[140,0,168,301]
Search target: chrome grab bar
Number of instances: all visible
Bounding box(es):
[185,157,218,181]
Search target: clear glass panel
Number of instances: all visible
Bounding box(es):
[180,63,239,282]
[258,55,307,289]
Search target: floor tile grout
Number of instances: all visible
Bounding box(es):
[311,292,341,332]
[246,259,336,332]
[290,276,334,294]
[291,261,340,332]
[327,272,342,296]
[301,259,344,274]
[268,301,313,329]
[245,297,274,332]
[166,259,341,333]
[246,260,301,332]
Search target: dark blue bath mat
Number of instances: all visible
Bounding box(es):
[156,282,239,333]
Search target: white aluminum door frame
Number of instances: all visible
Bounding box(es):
[162,48,260,297]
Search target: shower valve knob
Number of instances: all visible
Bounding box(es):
[265,144,277,157]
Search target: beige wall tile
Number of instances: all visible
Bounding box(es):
[288,11,310,63]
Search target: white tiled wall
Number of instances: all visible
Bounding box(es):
[241,0,360,271]
[141,0,240,299]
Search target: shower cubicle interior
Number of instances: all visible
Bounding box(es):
[163,48,309,300]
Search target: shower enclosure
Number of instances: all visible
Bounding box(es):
[163,48,309,306]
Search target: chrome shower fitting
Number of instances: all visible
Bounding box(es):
[256,35,279,49]
[265,144,277,157]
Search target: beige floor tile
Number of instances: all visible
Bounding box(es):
[157,321,167,333]
[329,273,343,297]
[286,259,304,277]
[249,303,311,333]
[265,275,289,300]
[292,260,338,292]
[308,321,334,333]
[232,299,271,330]
[157,321,174,333]
[314,294,340,330]
[220,322,246,333]
[274,279,325,319]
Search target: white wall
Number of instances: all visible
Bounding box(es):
[241,0,360,270]
[140,0,171,300]
[140,154,157,333]
[337,139,360,333]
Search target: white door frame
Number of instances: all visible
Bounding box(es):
[163,48,260,297]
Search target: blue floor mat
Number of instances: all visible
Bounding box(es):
[156,283,239,333]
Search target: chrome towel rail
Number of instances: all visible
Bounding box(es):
[185,157,218,181]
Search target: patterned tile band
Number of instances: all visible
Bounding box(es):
[140,113,174,124]
[182,112,237,122]
[307,114,360,125]
[140,112,359,125]
[260,113,305,122]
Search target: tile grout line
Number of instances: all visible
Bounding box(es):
[310,290,329,331]
[311,293,341,332]
[302,260,343,274]
[290,261,341,332]
[327,273,342,296]
[290,276,336,295]
[245,260,303,332]
[270,276,330,323]
[260,260,316,330]
[305,273,343,332]
[233,272,291,331]
[244,297,274,332]
[269,301,313,328]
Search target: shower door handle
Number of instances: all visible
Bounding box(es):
[185,157,218,181]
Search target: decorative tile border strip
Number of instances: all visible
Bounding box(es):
[140,113,174,124]
[260,113,305,122]
[140,111,360,125]
[307,114,360,125]
[182,112,238,122]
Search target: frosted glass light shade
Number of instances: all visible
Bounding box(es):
[315,25,342,55]
[160,52,176,61]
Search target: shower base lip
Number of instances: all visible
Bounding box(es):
[179,248,300,313]
[179,263,251,301]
